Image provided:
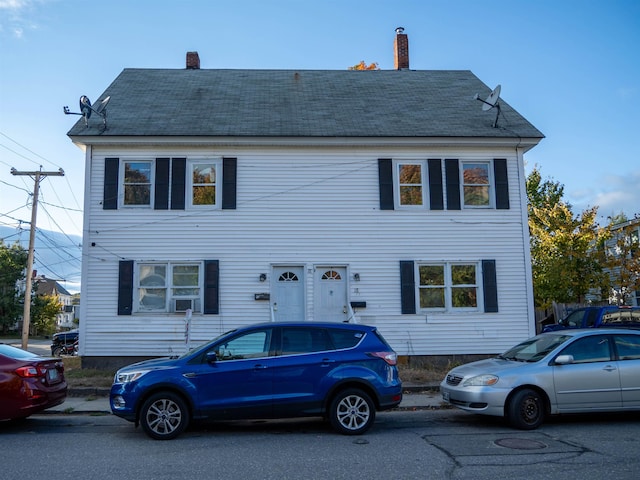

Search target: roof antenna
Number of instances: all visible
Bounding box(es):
[474,85,501,128]
[64,95,111,129]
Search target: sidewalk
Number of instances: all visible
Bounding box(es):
[46,384,444,415]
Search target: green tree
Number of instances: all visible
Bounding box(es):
[31,294,61,336]
[0,240,28,333]
[526,167,607,308]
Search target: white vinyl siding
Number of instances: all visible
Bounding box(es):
[80,145,532,358]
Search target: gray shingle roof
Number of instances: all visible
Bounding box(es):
[67,69,543,139]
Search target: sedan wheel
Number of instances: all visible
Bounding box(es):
[140,392,189,440]
[507,388,544,430]
[329,389,375,435]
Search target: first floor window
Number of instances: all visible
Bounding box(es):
[418,262,478,310]
[137,262,202,313]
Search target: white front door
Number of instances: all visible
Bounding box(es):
[314,266,348,322]
[272,266,305,322]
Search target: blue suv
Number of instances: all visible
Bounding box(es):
[110,322,403,440]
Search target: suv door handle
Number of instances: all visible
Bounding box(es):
[254,364,268,370]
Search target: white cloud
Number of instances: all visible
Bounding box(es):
[569,169,640,222]
[0,0,45,38]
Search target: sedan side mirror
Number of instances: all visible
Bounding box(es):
[554,354,574,365]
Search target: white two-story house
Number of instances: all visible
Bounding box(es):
[68,30,543,368]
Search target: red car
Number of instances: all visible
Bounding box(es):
[0,343,68,421]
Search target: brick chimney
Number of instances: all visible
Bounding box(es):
[186,51,200,69]
[394,27,409,70]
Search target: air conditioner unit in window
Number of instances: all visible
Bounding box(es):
[174,299,194,312]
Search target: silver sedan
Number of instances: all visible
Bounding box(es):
[440,328,640,429]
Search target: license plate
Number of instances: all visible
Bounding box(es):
[442,391,450,402]
[47,368,60,383]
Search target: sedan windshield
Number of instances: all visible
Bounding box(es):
[499,334,572,362]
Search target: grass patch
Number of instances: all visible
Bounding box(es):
[63,357,115,388]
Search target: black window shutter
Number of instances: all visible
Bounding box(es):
[482,259,498,313]
[103,158,119,210]
[154,158,170,210]
[378,159,394,210]
[400,260,416,314]
[118,260,134,315]
[428,159,444,210]
[203,260,220,314]
[222,157,237,210]
[445,159,460,210]
[171,158,186,210]
[494,159,510,209]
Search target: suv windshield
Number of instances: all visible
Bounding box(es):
[500,334,571,362]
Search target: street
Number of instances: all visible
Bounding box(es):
[1,408,639,480]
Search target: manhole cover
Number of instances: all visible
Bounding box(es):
[494,438,547,450]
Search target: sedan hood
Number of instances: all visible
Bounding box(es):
[449,357,532,377]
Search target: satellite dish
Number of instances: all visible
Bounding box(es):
[79,95,92,119]
[482,85,501,111]
[474,84,502,128]
[64,95,110,129]
[95,96,111,114]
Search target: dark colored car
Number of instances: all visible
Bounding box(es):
[111,322,402,440]
[542,306,640,332]
[51,329,79,356]
[0,344,68,421]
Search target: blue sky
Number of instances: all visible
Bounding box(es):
[1,0,639,243]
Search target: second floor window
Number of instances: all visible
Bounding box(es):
[462,162,490,207]
[189,161,220,207]
[123,161,152,206]
[398,163,423,206]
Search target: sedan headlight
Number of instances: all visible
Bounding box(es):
[463,374,499,387]
[114,370,149,384]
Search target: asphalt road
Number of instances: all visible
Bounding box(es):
[2,408,639,480]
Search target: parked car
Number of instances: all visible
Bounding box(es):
[542,306,640,332]
[440,328,640,429]
[111,322,402,440]
[0,343,68,421]
[51,329,79,356]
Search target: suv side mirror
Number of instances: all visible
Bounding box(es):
[206,351,218,364]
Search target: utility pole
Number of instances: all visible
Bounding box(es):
[10,167,65,350]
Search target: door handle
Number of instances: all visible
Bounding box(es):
[183,372,197,378]
[602,365,617,372]
[254,364,268,370]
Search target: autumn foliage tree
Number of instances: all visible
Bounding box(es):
[349,61,380,71]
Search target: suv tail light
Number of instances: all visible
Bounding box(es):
[368,351,398,366]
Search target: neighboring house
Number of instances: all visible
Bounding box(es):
[68,30,543,367]
[605,218,640,306]
[33,275,76,330]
